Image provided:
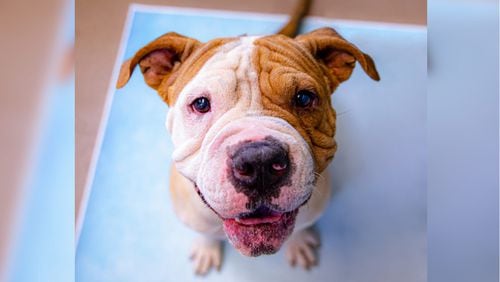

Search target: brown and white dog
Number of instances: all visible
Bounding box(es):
[116,0,379,275]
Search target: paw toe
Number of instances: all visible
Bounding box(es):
[285,229,320,270]
[190,238,223,275]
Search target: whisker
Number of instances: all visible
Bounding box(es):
[336,110,351,117]
[312,186,325,198]
[313,172,325,181]
[310,184,325,199]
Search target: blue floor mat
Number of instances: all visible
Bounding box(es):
[76,5,426,282]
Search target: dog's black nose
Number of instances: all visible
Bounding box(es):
[229,138,291,190]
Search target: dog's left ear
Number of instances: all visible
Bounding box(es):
[116,32,201,91]
[295,27,380,89]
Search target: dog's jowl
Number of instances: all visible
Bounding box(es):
[116,0,379,274]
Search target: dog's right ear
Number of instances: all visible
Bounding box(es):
[116,32,201,91]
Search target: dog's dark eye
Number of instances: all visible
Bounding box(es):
[191,97,211,113]
[294,90,317,108]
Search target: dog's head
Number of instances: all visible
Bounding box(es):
[117,28,379,256]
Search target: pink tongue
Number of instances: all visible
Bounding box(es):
[222,210,298,257]
[235,214,282,225]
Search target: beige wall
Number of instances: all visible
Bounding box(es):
[75,0,426,222]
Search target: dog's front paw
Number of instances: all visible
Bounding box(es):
[285,227,320,270]
[189,237,223,275]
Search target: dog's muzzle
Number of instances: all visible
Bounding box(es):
[189,116,315,256]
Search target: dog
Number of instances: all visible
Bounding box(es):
[116,0,379,275]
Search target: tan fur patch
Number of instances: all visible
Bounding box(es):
[253,35,337,172]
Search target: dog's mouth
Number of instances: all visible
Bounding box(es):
[223,206,299,256]
[194,184,306,256]
[233,206,285,225]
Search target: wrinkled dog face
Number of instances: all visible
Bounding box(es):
[117,28,379,256]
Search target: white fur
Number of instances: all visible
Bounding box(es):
[166,36,261,180]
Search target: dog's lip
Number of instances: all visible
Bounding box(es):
[193,182,312,220]
[223,208,300,256]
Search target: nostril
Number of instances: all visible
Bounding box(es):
[270,160,289,177]
[271,162,287,171]
[235,163,253,177]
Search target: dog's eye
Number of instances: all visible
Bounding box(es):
[191,97,211,113]
[294,90,317,108]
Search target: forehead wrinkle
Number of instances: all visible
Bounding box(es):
[256,37,333,98]
[255,36,324,80]
[173,36,263,117]
[215,36,262,113]
[238,36,263,112]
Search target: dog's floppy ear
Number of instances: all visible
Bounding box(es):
[295,27,380,88]
[116,32,201,90]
